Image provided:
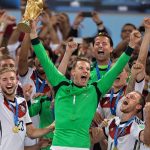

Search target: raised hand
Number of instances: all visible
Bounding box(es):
[22,84,33,101]
[30,19,39,39]
[72,12,84,29]
[66,41,78,54]
[32,92,45,99]
[129,30,141,49]
[144,17,150,33]
[0,11,16,26]
[131,62,145,82]
[91,11,102,25]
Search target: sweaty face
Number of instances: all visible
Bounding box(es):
[0,59,15,68]
[0,71,18,96]
[72,61,90,87]
[93,36,113,62]
[120,91,142,113]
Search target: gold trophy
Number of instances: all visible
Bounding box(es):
[17,0,43,33]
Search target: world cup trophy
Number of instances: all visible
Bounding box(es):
[17,0,43,33]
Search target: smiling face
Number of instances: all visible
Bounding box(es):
[93,36,113,63]
[120,91,142,114]
[0,71,18,97]
[71,60,90,87]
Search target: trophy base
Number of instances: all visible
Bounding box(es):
[17,22,31,33]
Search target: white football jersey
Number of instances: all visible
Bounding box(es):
[97,80,145,119]
[0,93,32,150]
[19,67,51,98]
[19,67,51,146]
[104,117,144,150]
[0,121,1,145]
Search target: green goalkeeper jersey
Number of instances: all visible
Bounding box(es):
[28,95,54,150]
[31,38,133,148]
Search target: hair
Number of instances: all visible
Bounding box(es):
[0,55,15,62]
[121,23,137,32]
[71,57,91,70]
[0,67,16,75]
[134,91,145,113]
[94,32,113,47]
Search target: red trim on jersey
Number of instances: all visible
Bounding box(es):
[100,86,126,108]
[4,100,27,118]
[109,119,132,139]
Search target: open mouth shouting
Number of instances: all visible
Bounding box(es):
[120,97,129,112]
[6,86,14,90]
[80,74,88,83]
[97,49,104,56]
[4,85,15,95]
[123,100,128,106]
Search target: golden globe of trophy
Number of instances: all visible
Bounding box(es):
[17,0,43,33]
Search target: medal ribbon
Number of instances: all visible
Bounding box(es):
[96,60,111,80]
[110,88,123,115]
[7,98,19,126]
[35,76,46,93]
[114,116,135,148]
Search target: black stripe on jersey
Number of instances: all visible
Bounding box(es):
[133,140,140,150]
[26,122,33,126]
[103,127,108,139]
[135,117,144,125]
[53,81,70,95]
[91,82,101,104]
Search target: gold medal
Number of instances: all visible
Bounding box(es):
[12,126,19,133]
[113,147,118,150]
